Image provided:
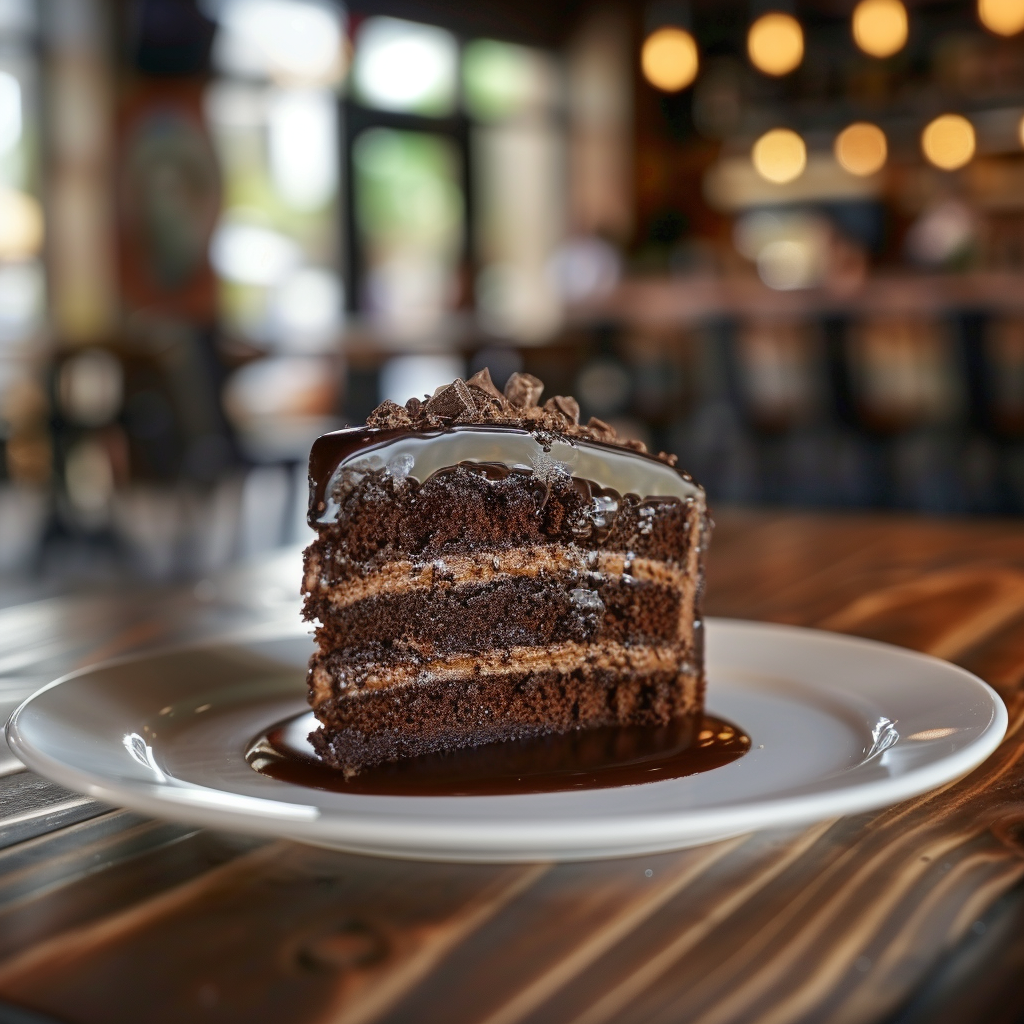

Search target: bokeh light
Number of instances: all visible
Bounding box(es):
[921,114,975,171]
[752,128,807,184]
[65,440,114,517]
[747,13,804,77]
[214,0,345,85]
[852,0,908,58]
[835,122,888,176]
[0,72,21,155]
[641,27,699,92]
[734,210,830,291]
[353,17,458,116]
[379,354,466,406]
[462,39,557,120]
[210,221,301,286]
[58,350,123,426]
[978,0,1024,36]
[266,89,338,211]
[0,189,43,259]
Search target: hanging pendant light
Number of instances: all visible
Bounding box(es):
[978,0,1024,36]
[852,0,908,58]
[921,114,975,171]
[641,2,699,92]
[747,7,804,77]
[835,122,887,176]
[752,128,806,183]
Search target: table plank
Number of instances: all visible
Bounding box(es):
[0,517,1023,1023]
[0,773,107,852]
[0,844,545,1024]
[0,815,265,963]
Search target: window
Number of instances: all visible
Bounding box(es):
[205,4,570,352]
[347,19,567,345]
[205,0,345,352]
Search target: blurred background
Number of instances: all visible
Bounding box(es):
[1,0,1023,590]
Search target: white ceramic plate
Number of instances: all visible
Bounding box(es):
[5,619,1006,862]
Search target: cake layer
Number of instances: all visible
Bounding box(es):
[310,661,703,773]
[305,464,703,586]
[308,575,687,660]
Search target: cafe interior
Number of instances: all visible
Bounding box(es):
[1,0,1023,592]
[4,3,1024,1022]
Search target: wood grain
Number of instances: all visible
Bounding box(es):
[0,513,1023,1024]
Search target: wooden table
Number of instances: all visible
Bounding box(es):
[2,512,1024,1024]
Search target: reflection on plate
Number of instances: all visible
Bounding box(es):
[6,619,1007,863]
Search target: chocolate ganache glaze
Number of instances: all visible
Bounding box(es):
[310,427,701,529]
[301,370,713,777]
[309,368,699,527]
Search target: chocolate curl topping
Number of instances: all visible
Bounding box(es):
[504,372,544,408]
[466,367,506,404]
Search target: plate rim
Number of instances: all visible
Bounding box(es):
[5,618,1009,861]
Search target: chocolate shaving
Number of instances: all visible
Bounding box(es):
[586,417,616,441]
[466,368,506,404]
[357,367,680,465]
[425,379,476,421]
[366,400,411,429]
[504,372,544,409]
[546,395,580,425]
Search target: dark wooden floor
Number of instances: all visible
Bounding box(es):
[2,512,1024,1024]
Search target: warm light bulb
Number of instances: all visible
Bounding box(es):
[752,128,807,184]
[0,188,43,259]
[852,0,908,57]
[747,12,804,76]
[921,114,975,171]
[1018,113,1024,147]
[835,122,887,176]
[641,27,699,92]
[978,0,1024,36]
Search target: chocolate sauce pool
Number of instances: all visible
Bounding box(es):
[247,713,750,796]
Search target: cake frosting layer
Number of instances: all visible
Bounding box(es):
[304,547,692,607]
[308,639,697,701]
[311,427,700,526]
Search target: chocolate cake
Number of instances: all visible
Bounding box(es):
[301,369,709,775]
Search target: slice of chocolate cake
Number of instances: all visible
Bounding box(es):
[302,369,709,775]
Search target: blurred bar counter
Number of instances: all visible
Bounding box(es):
[578,269,1024,319]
